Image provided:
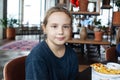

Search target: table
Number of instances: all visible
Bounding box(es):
[66,38,110,45]
[66,38,110,58]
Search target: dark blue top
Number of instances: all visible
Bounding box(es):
[25,40,79,80]
[116,43,120,57]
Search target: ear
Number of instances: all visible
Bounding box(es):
[42,25,46,34]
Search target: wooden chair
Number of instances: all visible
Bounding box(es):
[105,46,117,62]
[3,56,27,80]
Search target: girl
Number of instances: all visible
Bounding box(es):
[25,6,79,80]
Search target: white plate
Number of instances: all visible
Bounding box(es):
[92,68,120,78]
[106,62,120,70]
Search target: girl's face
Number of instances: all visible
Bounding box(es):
[43,12,72,46]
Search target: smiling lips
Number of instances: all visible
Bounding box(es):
[56,37,65,41]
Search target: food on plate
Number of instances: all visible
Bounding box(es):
[90,63,120,74]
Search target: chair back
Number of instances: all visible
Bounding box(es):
[3,56,27,80]
[105,47,117,62]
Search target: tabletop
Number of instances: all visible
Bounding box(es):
[66,38,110,45]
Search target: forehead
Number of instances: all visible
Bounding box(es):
[50,12,69,17]
[48,12,71,21]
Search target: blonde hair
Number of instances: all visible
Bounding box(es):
[43,6,73,27]
[116,28,120,44]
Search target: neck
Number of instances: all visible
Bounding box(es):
[46,39,65,58]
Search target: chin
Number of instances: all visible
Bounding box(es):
[55,41,65,45]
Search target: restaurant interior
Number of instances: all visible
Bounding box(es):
[0,0,120,80]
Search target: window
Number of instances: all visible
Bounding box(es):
[7,0,19,20]
[7,0,55,28]
[23,0,40,27]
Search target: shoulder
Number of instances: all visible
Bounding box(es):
[31,40,46,53]
[66,45,76,53]
[65,45,79,66]
[116,43,120,52]
[26,41,48,60]
[116,43,120,49]
[65,45,78,58]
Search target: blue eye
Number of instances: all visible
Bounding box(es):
[51,25,57,28]
[63,25,71,29]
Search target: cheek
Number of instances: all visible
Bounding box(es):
[65,30,72,36]
[68,30,73,38]
[65,31,72,40]
[46,30,55,36]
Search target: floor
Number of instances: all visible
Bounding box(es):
[0,34,114,80]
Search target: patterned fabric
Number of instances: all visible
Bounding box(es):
[0,40,39,51]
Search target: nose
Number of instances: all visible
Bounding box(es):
[58,27,63,35]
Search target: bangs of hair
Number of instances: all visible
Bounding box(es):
[43,7,73,26]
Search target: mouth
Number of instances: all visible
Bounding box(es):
[56,37,65,41]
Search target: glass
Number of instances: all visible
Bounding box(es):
[23,0,40,26]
